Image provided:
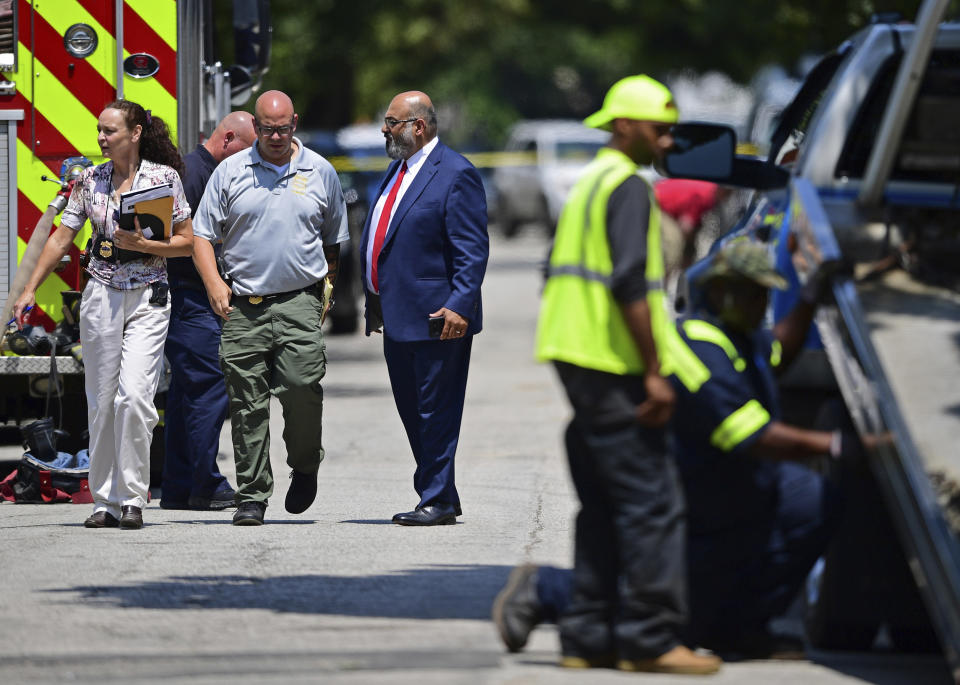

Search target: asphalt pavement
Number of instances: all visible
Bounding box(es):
[0,229,953,684]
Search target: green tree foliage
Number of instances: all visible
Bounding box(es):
[257,0,957,146]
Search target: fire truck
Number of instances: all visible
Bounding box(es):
[0,0,270,448]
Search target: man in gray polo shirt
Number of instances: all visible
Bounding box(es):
[192,90,349,526]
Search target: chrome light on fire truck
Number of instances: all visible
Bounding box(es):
[63,24,98,59]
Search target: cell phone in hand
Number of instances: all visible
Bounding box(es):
[428,316,444,338]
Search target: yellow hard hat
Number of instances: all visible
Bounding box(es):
[583,75,679,131]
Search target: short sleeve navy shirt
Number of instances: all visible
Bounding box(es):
[671,316,783,533]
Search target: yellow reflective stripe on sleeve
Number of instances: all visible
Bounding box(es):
[770,340,783,367]
[710,399,771,452]
[683,319,746,372]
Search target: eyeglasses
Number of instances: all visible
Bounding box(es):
[255,122,295,137]
[384,117,418,128]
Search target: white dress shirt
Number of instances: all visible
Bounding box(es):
[365,136,440,293]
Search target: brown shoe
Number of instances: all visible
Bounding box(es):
[119,505,143,529]
[84,511,119,528]
[559,654,617,669]
[617,645,722,675]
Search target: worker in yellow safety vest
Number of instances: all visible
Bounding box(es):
[532,75,721,675]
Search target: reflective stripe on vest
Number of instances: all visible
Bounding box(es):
[683,320,747,372]
[710,399,771,452]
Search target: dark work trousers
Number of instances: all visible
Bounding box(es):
[382,335,472,510]
[219,291,328,504]
[161,288,230,503]
[536,461,839,649]
[685,460,839,647]
[559,416,687,660]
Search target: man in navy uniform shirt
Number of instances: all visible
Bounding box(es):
[160,111,256,511]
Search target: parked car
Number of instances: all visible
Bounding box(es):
[491,119,607,237]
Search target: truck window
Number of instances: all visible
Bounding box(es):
[0,0,15,70]
[767,50,847,167]
[836,50,960,183]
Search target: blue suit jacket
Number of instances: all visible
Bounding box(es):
[360,141,488,341]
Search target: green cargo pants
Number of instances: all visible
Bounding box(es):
[219,289,326,504]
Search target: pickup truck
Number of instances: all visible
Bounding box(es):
[664,8,960,678]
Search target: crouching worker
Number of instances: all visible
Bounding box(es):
[495,241,860,660]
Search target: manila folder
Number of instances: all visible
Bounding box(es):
[133,195,174,240]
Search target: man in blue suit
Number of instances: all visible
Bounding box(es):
[360,90,489,526]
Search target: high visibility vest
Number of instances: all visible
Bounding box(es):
[535,147,703,383]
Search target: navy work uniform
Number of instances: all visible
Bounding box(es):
[160,144,232,508]
[672,315,839,648]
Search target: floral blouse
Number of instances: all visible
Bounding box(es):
[60,159,190,290]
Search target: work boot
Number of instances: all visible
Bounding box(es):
[559,654,617,669]
[492,564,543,652]
[617,646,722,675]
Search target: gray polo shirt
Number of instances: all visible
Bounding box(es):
[193,137,349,296]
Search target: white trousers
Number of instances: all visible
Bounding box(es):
[79,279,170,515]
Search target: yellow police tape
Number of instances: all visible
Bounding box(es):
[326,144,760,173]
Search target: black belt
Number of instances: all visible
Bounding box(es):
[241,283,320,305]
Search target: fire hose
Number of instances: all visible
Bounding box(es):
[0,159,89,348]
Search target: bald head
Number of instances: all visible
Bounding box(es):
[253,90,298,165]
[205,111,256,162]
[382,90,438,160]
[255,90,295,121]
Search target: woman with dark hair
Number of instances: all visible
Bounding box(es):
[12,99,193,530]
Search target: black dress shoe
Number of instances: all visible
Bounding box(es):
[84,511,119,528]
[233,501,267,526]
[392,504,458,526]
[285,470,317,514]
[120,506,143,529]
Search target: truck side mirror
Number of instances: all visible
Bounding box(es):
[660,122,789,190]
[662,123,736,179]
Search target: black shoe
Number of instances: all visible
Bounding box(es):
[285,470,317,514]
[233,501,266,526]
[392,503,457,526]
[119,505,143,529]
[189,488,236,511]
[492,564,543,652]
[84,511,119,528]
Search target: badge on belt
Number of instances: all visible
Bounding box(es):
[248,296,263,305]
[98,239,114,258]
